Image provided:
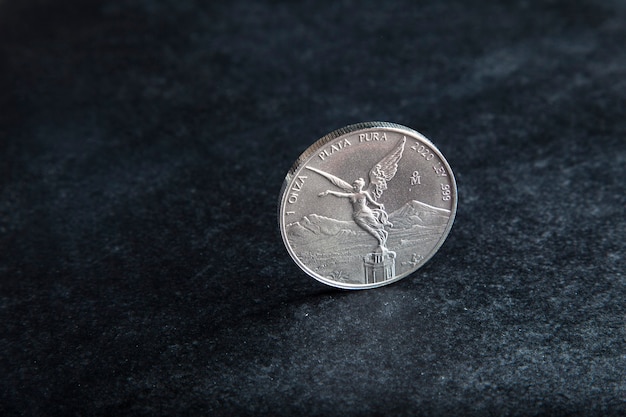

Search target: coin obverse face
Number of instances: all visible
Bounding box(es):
[278,122,457,289]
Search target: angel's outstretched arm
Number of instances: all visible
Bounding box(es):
[306,167,353,192]
[320,190,353,198]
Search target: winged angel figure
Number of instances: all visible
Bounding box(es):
[306,137,406,250]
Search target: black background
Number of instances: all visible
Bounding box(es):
[1,0,625,415]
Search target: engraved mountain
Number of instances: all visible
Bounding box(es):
[286,214,360,239]
[286,201,451,284]
[389,200,451,228]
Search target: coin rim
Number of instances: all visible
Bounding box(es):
[278,121,457,289]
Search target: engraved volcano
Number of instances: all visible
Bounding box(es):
[389,200,451,228]
[286,200,451,284]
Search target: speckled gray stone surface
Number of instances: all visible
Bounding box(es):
[1,0,625,416]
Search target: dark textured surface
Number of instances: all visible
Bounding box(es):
[1,0,625,415]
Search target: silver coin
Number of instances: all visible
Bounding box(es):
[278,122,457,289]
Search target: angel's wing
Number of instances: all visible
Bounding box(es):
[306,166,353,191]
[368,137,406,200]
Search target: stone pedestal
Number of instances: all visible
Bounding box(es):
[363,248,396,284]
